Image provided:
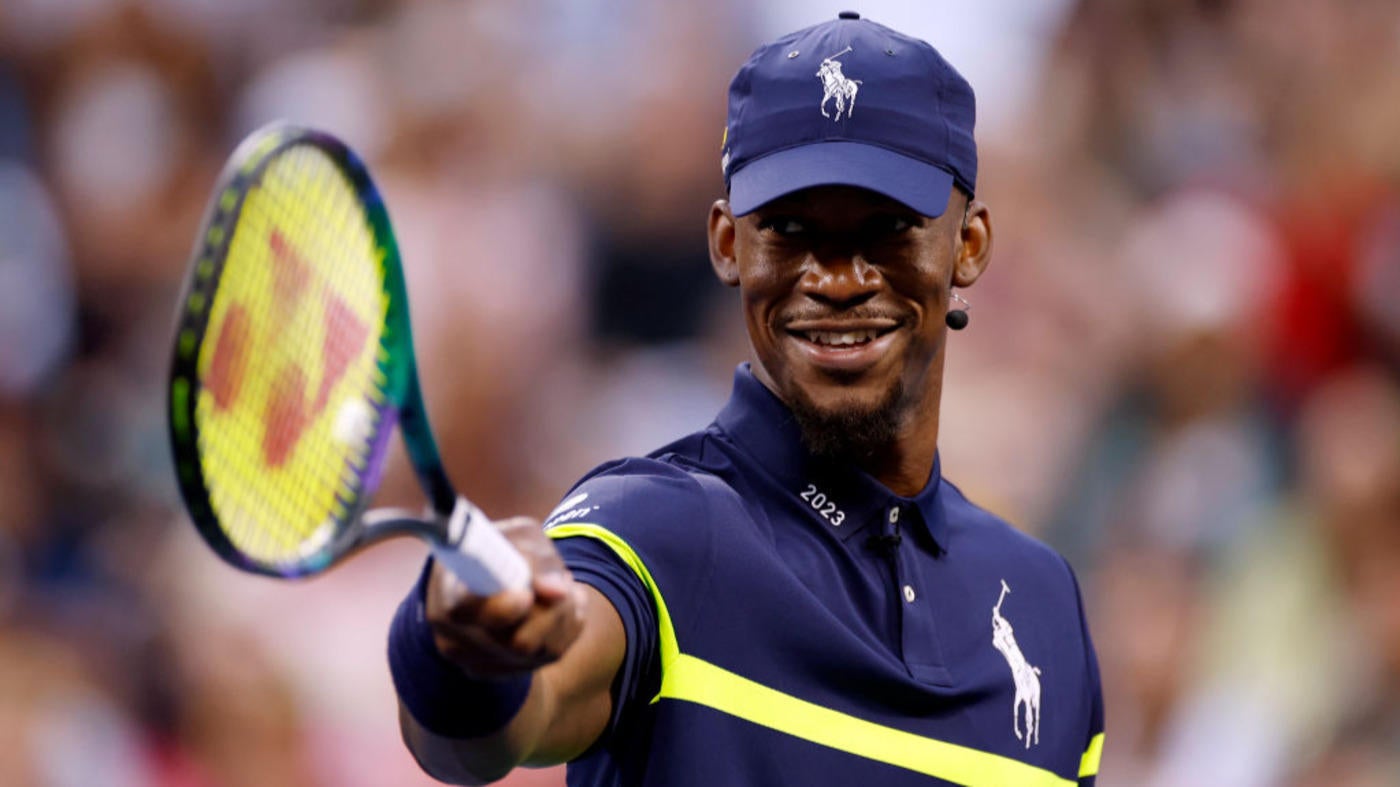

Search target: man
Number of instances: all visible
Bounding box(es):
[388,12,1104,786]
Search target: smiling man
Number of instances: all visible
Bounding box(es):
[388,13,1104,787]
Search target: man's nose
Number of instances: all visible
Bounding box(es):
[797,252,881,307]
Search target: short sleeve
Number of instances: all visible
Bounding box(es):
[544,458,716,743]
[554,534,658,739]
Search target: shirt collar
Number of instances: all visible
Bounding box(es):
[713,364,949,550]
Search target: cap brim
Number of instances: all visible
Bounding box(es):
[727,141,955,218]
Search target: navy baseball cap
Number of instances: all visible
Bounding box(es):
[722,11,977,218]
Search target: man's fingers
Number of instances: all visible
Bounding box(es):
[432,600,579,676]
[499,517,567,574]
[447,588,533,630]
[507,591,585,659]
[422,516,587,677]
[539,585,590,656]
[496,516,575,603]
[432,624,538,677]
[533,570,572,602]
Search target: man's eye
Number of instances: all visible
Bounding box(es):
[760,217,806,236]
[868,215,913,236]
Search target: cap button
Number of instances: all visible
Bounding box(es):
[838,10,860,20]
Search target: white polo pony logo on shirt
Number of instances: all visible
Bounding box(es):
[992,580,1042,748]
[816,47,861,120]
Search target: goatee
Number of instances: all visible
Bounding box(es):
[788,378,907,463]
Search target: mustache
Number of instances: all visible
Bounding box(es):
[778,306,909,326]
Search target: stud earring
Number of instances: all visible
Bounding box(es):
[945,291,970,330]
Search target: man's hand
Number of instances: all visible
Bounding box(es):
[425,517,588,677]
[399,517,623,782]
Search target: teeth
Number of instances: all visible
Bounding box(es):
[804,330,878,346]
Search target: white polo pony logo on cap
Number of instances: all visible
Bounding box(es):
[992,580,1042,748]
[816,47,861,121]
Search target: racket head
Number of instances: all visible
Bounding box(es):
[168,123,421,578]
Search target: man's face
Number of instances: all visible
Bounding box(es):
[710,185,984,459]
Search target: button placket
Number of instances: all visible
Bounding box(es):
[889,504,953,684]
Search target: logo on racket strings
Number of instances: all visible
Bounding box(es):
[203,228,373,468]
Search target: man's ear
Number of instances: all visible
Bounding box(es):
[953,198,992,288]
[708,200,740,287]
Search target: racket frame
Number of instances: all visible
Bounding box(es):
[168,123,458,578]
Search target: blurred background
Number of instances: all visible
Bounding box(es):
[1,0,1398,784]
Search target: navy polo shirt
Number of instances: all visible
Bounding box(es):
[548,366,1104,786]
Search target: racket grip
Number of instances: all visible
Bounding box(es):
[431,497,532,595]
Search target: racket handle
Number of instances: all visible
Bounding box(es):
[431,497,532,595]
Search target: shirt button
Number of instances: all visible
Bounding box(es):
[903,585,916,603]
[889,507,900,524]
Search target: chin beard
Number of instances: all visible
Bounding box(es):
[788,379,907,463]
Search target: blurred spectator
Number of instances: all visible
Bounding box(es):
[1044,189,1286,565]
[0,624,155,787]
[0,163,73,398]
[1091,543,1223,786]
[1283,367,1400,785]
[1355,199,1400,370]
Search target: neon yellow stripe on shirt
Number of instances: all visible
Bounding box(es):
[548,523,1078,787]
[1078,732,1104,778]
[661,654,1075,787]
[546,523,680,670]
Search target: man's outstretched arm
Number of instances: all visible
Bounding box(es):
[390,517,627,785]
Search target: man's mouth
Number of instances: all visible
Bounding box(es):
[797,329,884,347]
[783,320,902,372]
[786,319,901,345]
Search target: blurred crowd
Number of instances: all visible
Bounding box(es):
[0,0,1397,785]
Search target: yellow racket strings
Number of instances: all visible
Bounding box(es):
[194,144,389,566]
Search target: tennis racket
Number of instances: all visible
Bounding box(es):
[167,122,530,594]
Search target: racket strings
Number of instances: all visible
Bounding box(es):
[194,143,390,568]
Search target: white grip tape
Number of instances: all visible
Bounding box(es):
[431,498,532,595]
